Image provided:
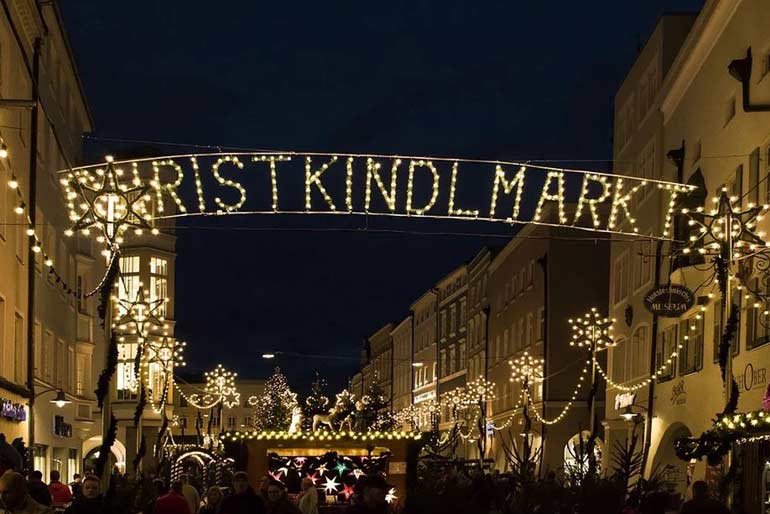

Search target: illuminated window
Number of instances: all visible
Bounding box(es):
[150,257,168,316]
[656,325,677,382]
[118,256,141,315]
[117,343,138,400]
[613,252,629,305]
[678,315,704,375]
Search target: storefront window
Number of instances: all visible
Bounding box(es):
[33,445,47,477]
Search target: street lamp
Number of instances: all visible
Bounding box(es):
[261,353,276,359]
[32,387,71,408]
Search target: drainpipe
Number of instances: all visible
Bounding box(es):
[26,36,42,471]
[536,254,548,474]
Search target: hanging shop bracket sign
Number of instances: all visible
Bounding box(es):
[0,398,26,422]
[643,284,695,317]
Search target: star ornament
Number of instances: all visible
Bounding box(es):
[334,462,349,476]
[113,286,166,339]
[342,485,355,500]
[63,156,156,249]
[222,388,242,408]
[317,463,328,474]
[146,336,186,371]
[323,476,340,494]
[509,351,544,384]
[569,308,615,350]
[385,487,397,504]
[306,472,319,485]
[350,469,365,480]
[682,189,770,260]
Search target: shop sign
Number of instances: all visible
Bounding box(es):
[670,380,687,406]
[736,362,767,392]
[614,392,636,411]
[0,398,26,422]
[644,285,695,317]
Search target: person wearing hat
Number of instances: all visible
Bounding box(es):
[220,471,266,514]
[345,475,389,514]
[0,471,53,514]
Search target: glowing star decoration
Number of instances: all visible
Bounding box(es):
[682,188,770,259]
[294,457,308,466]
[64,156,154,249]
[268,471,284,483]
[306,472,319,485]
[334,462,349,476]
[145,336,186,372]
[350,469,366,480]
[509,351,545,384]
[323,476,340,494]
[386,487,398,504]
[222,389,242,409]
[342,484,355,500]
[113,285,166,337]
[569,308,615,350]
[317,463,328,475]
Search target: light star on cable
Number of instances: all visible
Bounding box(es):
[146,336,186,372]
[63,156,156,250]
[569,307,615,350]
[682,189,769,259]
[323,476,340,494]
[113,286,166,339]
[509,351,545,384]
[306,472,319,485]
[334,462,349,476]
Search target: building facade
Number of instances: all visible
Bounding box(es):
[391,316,413,428]
[0,0,108,481]
[365,323,394,407]
[437,266,468,431]
[603,12,696,498]
[486,222,610,471]
[410,291,438,431]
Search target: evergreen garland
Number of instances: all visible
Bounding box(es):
[95,333,119,409]
[154,415,169,463]
[95,413,118,478]
[718,305,739,383]
[132,435,146,473]
[133,385,146,427]
[97,253,121,327]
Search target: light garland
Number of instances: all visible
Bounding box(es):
[253,155,291,211]
[305,156,338,211]
[405,160,440,215]
[533,171,567,224]
[526,357,592,426]
[574,173,611,228]
[220,429,421,442]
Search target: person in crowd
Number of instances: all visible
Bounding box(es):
[198,485,224,514]
[0,434,23,474]
[344,475,389,514]
[139,478,168,514]
[297,477,318,514]
[47,470,72,508]
[63,475,102,514]
[264,480,300,514]
[68,474,82,499]
[179,474,200,514]
[221,471,266,514]
[0,470,53,514]
[257,475,271,501]
[26,471,51,507]
[680,481,729,514]
[154,480,191,514]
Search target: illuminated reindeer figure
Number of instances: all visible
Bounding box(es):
[312,406,339,432]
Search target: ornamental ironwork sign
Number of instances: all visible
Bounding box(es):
[643,284,695,317]
[0,398,26,422]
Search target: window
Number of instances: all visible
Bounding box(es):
[638,139,656,181]
[746,278,769,350]
[613,252,630,304]
[118,256,141,311]
[179,416,188,429]
[629,326,649,380]
[449,305,457,334]
[656,325,677,382]
[634,239,653,291]
[459,341,466,369]
[117,342,138,400]
[469,319,475,347]
[440,350,447,377]
[495,335,501,362]
[503,329,509,356]
[725,95,736,126]
[527,313,535,347]
[75,353,87,396]
[749,147,760,206]
[536,308,545,342]
[244,416,253,428]
[77,275,88,314]
[518,318,526,348]
[150,257,168,316]
[227,416,236,428]
[33,321,41,376]
[13,313,24,383]
[449,345,456,374]
[678,315,704,375]
[44,330,54,383]
[505,282,511,303]
[730,164,744,208]
[55,338,65,388]
[459,298,466,327]
[713,296,739,361]
[612,338,626,383]
[67,449,78,483]
[440,311,447,339]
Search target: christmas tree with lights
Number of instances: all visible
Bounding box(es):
[252,367,299,431]
[305,372,330,416]
[360,373,390,430]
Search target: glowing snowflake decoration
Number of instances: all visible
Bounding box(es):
[569,307,615,350]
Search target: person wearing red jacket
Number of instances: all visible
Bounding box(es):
[155,480,192,514]
[48,470,73,507]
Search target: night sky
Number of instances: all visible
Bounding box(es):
[60,1,704,395]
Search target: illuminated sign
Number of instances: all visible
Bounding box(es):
[59,153,695,248]
[0,398,26,422]
[644,285,695,317]
[614,392,636,411]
